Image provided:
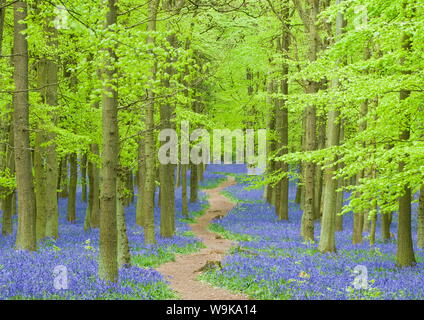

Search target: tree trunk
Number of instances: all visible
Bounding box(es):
[369,211,377,246]
[295,177,302,204]
[396,97,415,267]
[318,0,344,253]
[58,156,68,198]
[396,164,416,267]
[275,14,290,220]
[13,0,36,251]
[67,153,77,223]
[396,7,416,268]
[197,163,203,183]
[0,0,7,213]
[335,123,345,232]
[318,106,341,252]
[81,153,88,203]
[190,162,198,203]
[87,144,100,228]
[2,125,15,236]
[381,210,391,242]
[136,140,146,226]
[40,23,60,239]
[418,186,424,248]
[117,173,131,268]
[125,169,134,206]
[265,77,275,204]
[142,0,160,245]
[34,131,47,241]
[298,0,320,242]
[182,164,188,217]
[352,100,368,245]
[159,27,177,238]
[314,116,326,220]
[98,0,119,282]
[335,176,344,232]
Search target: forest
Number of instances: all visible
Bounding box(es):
[0,0,423,301]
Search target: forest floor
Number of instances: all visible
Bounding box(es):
[156,176,248,300]
[198,168,424,300]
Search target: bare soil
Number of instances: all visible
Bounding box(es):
[156,176,248,300]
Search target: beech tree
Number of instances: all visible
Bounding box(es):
[13,0,36,251]
[98,0,119,282]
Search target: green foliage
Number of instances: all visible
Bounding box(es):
[0,168,16,196]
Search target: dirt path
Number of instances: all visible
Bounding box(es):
[156,176,248,300]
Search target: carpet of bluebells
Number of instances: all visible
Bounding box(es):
[0,169,222,300]
[202,165,424,300]
[2,164,423,300]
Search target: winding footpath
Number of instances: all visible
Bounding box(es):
[156,176,247,300]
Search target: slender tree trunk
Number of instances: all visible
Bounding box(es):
[369,166,378,245]
[142,0,160,245]
[417,186,424,248]
[2,125,15,236]
[369,211,377,246]
[117,173,131,268]
[98,0,119,282]
[182,164,188,217]
[318,106,341,252]
[67,153,77,222]
[318,0,344,252]
[197,163,203,183]
[396,97,415,267]
[335,122,344,231]
[0,0,7,212]
[34,15,59,239]
[295,182,301,203]
[381,210,391,242]
[363,185,371,232]
[335,176,344,231]
[81,153,88,203]
[13,0,36,251]
[275,12,290,220]
[0,0,4,55]
[396,7,416,268]
[160,161,175,237]
[190,163,198,203]
[87,144,100,228]
[175,164,180,188]
[265,77,275,204]
[353,100,368,245]
[314,116,326,220]
[159,27,177,237]
[298,0,320,242]
[84,178,92,233]
[396,160,416,267]
[58,156,68,198]
[126,169,134,205]
[300,116,306,211]
[37,18,60,239]
[273,79,282,217]
[136,140,146,226]
[34,131,47,241]
[44,128,59,238]
[351,9,371,244]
